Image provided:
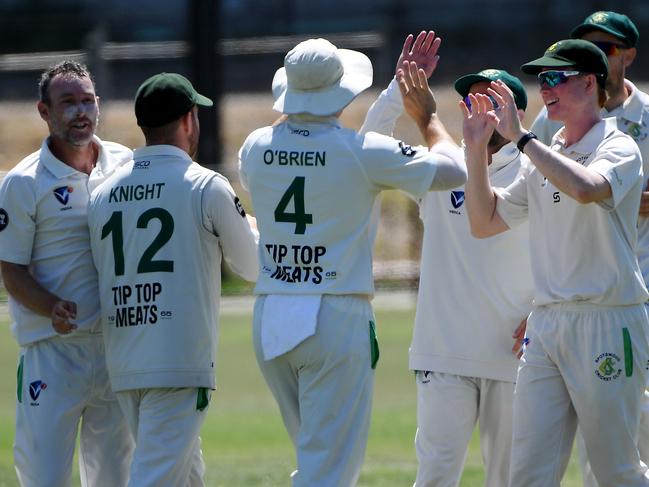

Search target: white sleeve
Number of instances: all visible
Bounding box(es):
[359,78,403,136]
[494,164,531,228]
[590,133,643,210]
[202,175,259,282]
[0,172,36,265]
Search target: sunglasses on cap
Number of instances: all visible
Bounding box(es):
[537,70,582,87]
[590,40,626,56]
[463,94,499,112]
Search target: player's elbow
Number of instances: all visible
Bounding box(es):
[429,163,467,191]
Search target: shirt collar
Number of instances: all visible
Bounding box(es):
[604,79,646,125]
[40,134,107,179]
[552,118,616,155]
[133,144,193,163]
[490,142,520,172]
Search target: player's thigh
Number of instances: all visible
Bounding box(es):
[413,372,478,487]
[122,388,208,487]
[79,360,134,487]
[478,379,515,487]
[415,371,478,452]
[14,341,88,487]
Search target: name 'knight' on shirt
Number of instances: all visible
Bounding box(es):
[109,182,165,203]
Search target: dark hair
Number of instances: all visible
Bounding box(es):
[38,60,94,104]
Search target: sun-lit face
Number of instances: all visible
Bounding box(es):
[39,74,99,147]
[539,69,593,122]
[581,30,632,98]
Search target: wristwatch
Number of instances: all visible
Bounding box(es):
[517,131,538,153]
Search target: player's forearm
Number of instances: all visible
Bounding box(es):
[419,113,456,149]
[0,261,60,317]
[523,138,611,203]
[359,79,402,136]
[464,146,508,237]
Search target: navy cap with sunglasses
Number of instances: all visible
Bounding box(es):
[521,39,608,89]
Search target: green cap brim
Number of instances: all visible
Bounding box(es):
[453,74,491,97]
[521,56,576,74]
[570,24,627,44]
[195,93,214,107]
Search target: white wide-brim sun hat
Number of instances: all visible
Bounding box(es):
[272,38,373,116]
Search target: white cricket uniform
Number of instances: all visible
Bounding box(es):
[239,114,464,487]
[495,118,649,486]
[88,144,258,487]
[532,80,649,487]
[0,136,134,487]
[362,79,534,487]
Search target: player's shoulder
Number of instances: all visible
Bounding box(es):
[97,138,133,166]
[240,126,274,154]
[3,149,43,185]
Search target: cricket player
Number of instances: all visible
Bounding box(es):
[88,73,259,486]
[361,31,534,487]
[0,60,134,486]
[529,14,649,485]
[238,38,467,487]
[463,39,649,486]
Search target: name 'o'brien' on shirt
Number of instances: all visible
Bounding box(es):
[109,183,165,203]
[263,149,326,166]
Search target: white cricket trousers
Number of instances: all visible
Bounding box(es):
[253,294,377,487]
[116,387,209,487]
[14,333,133,487]
[412,372,514,487]
[509,303,649,487]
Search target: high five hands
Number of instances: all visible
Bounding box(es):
[460,80,524,149]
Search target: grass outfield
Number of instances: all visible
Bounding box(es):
[0,306,583,486]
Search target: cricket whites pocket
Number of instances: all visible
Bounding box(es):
[369,320,380,369]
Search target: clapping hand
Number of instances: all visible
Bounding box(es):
[397,60,436,128]
[460,92,498,151]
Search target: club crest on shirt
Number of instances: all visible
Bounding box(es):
[53,186,74,209]
[0,208,8,231]
[29,380,47,405]
[234,196,246,218]
[594,352,622,381]
[621,120,648,142]
[450,191,465,209]
[398,141,417,157]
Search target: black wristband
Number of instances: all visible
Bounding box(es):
[517,131,538,153]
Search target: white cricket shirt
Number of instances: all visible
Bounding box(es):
[360,78,533,381]
[89,145,258,391]
[496,118,648,306]
[239,116,462,296]
[411,143,533,381]
[0,136,131,346]
[531,80,649,284]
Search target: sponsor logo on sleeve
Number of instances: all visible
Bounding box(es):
[234,196,246,217]
[0,208,8,231]
[398,141,417,157]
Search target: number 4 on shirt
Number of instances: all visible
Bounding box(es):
[274,176,313,234]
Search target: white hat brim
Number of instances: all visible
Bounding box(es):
[272,48,373,116]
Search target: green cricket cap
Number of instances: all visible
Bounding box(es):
[571,11,639,48]
[135,72,213,128]
[454,69,527,110]
[520,39,608,87]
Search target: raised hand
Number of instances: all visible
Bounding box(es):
[397,60,436,127]
[487,80,526,143]
[460,93,498,151]
[396,31,441,80]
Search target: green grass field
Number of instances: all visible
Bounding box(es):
[0,305,583,486]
